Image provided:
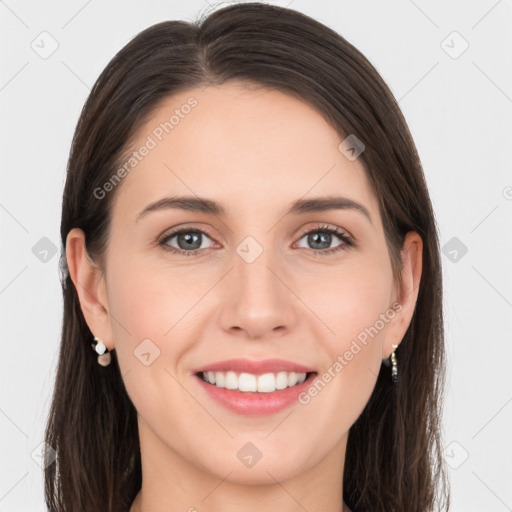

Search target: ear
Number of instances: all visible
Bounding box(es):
[65,227,114,350]
[382,231,423,359]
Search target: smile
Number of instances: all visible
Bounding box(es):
[198,370,311,393]
[192,357,318,415]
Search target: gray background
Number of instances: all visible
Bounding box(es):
[1,0,511,510]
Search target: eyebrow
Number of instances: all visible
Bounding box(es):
[135,195,372,224]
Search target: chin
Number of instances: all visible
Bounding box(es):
[197,450,309,485]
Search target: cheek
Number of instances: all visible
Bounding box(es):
[105,253,212,394]
[301,255,393,341]
[296,269,391,444]
[105,261,196,426]
[302,256,393,397]
[106,253,197,341]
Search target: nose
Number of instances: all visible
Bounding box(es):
[218,242,299,340]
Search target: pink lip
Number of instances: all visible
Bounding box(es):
[194,372,317,416]
[192,358,316,375]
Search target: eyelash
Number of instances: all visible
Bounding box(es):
[157,224,354,257]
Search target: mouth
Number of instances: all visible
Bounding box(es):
[191,357,317,392]
[192,359,318,416]
[193,369,318,415]
[191,358,318,415]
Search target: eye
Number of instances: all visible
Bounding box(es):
[158,228,216,256]
[158,224,353,257]
[295,224,353,255]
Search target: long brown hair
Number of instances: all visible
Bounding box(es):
[45,3,450,511]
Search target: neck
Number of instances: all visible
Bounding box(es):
[131,493,351,512]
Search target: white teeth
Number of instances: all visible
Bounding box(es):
[225,371,238,390]
[201,370,309,392]
[275,371,289,390]
[215,371,225,388]
[239,373,257,392]
[257,373,276,393]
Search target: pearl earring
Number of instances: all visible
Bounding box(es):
[91,336,111,367]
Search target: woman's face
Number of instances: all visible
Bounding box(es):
[70,81,421,486]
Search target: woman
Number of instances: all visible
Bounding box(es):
[45,3,451,511]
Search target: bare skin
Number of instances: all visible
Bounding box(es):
[67,81,422,512]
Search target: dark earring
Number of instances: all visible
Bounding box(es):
[390,343,398,384]
[91,336,111,367]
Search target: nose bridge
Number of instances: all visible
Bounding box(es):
[234,233,283,303]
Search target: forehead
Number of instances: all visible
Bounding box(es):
[111,81,379,223]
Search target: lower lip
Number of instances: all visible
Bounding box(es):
[194,373,317,416]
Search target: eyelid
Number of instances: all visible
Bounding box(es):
[157,222,215,240]
[296,222,353,242]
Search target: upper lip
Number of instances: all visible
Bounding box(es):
[193,358,316,375]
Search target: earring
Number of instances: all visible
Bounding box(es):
[390,343,398,384]
[91,336,111,367]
